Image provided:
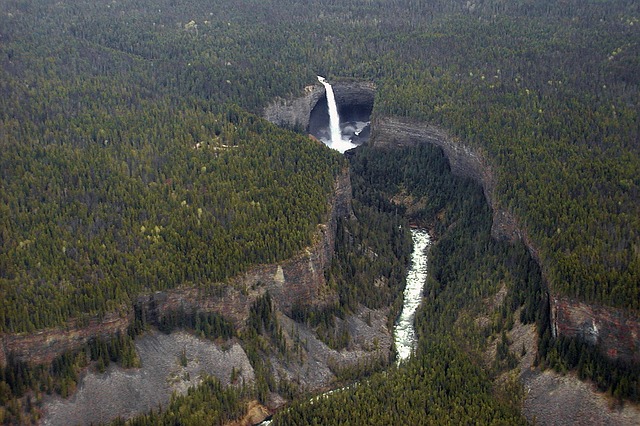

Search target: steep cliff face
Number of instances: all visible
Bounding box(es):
[264,80,375,135]
[0,168,353,366]
[332,81,376,117]
[263,84,324,131]
[0,312,131,366]
[370,115,640,364]
[552,296,640,363]
[370,116,516,241]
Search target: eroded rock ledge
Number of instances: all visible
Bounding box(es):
[264,80,375,134]
[370,115,640,364]
[143,166,354,329]
[0,167,354,367]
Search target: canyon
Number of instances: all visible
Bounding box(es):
[264,80,375,147]
[265,80,639,366]
[24,162,397,424]
[369,115,640,365]
[1,161,395,424]
[2,80,637,424]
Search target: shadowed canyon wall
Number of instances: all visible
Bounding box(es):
[264,80,375,139]
[370,115,639,364]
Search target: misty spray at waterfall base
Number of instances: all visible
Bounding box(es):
[316,76,368,153]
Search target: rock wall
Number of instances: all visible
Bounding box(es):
[552,296,640,363]
[370,115,640,364]
[370,116,516,241]
[0,168,353,366]
[263,85,324,131]
[332,81,376,115]
[263,80,375,132]
[0,312,131,366]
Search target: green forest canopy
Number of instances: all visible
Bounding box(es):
[0,0,638,334]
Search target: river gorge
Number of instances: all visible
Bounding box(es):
[4,78,637,425]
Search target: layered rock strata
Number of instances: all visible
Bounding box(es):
[370,115,639,363]
[0,312,131,366]
[332,81,376,117]
[0,168,353,366]
[263,84,324,131]
[264,80,375,133]
[552,296,640,363]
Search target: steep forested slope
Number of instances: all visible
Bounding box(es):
[2,0,636,320]
[276,140,535,425]
[0,1,349,333]
[0,0,638,423]
[375,11,639,309]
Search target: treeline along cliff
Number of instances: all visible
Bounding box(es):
[1,0,638,423]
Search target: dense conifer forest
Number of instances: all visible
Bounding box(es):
[1,0,637,329]
[1,0,638,423]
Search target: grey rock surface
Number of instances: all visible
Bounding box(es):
[42,331,254,426]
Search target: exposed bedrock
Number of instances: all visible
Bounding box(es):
[0,312,132,367]
[263,84,324,132]
[0,168,354,366]
[552,296,640,363]
[42,332,255,426]
[41,306,392,425]
[370,115,640,364]
[264,80,375,141]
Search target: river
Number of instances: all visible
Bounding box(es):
[259,228,430,424]
[394,228,431,362]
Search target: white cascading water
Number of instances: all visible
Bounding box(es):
[257,228,430,425]
[317,76,356,153]
[394,229,431,362]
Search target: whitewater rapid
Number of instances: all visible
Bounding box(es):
[258,228,430,424]
[394,229,431,362]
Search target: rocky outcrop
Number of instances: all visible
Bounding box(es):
[332,81,376,117]
[551,296,640,363]
[370,115,640,364]
[40,305,392,425]
[264,80,375,134]
[263,84,324,131]
[0,168,353,366]
[42,331,255,426]
[0,312,131,366]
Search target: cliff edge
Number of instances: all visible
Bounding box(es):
[370,115,640,364]
[0,167,354,367]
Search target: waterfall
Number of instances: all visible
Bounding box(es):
[317,76,356,153]
[317,76,341,146]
